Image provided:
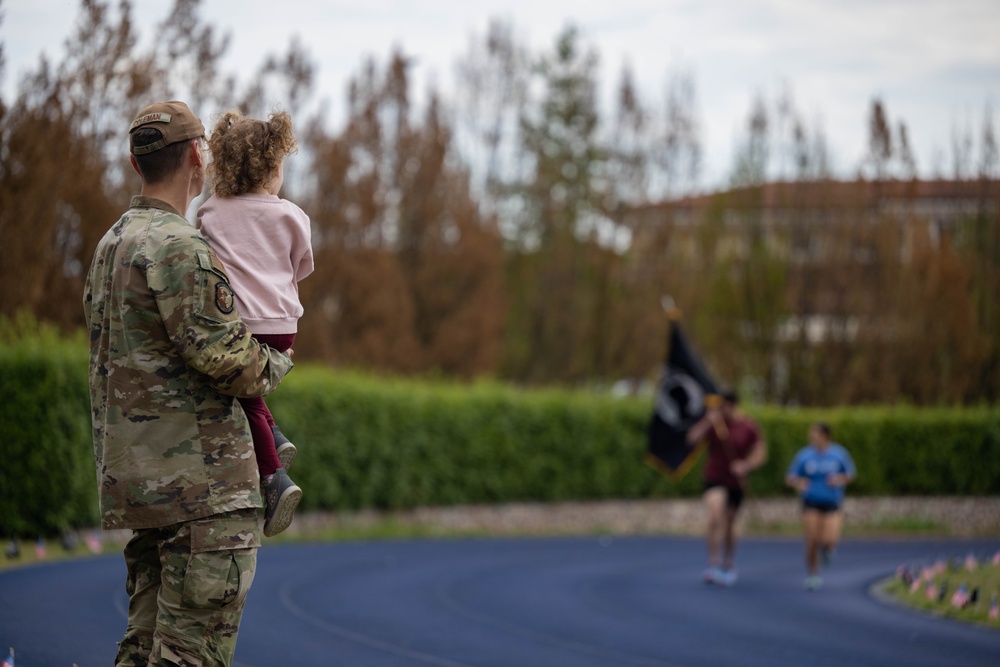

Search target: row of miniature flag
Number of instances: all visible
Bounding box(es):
[2,647,79,667]
[895,550,1000,620]
[4,532,103,560]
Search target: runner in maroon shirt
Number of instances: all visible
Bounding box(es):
[686,391,767,586]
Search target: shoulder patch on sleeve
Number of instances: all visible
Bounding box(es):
[214,281,236,314]
[193,249,238,321]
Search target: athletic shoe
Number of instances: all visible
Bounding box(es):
[715,569,738,587]
[273,425,297,471]
[703,566,723,584]
[804,575,823,591]
[262,467,302,537]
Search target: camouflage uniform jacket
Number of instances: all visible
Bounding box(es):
[83,196,294,530]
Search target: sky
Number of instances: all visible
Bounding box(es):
[3,0,1000,189]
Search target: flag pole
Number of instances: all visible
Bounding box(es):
[663,296,728,442]
[661,295,682,322]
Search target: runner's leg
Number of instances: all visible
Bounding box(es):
[802,509,822,576]
[703,487,727,567]
[722,504,740,570]
[820,510,844,556]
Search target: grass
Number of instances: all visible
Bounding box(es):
[860,515,949,534]
[270,519,480,543]
[880,553,1000,628]
[746,514,950,538]
[0,535,114,571]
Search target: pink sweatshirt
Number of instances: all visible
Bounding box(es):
[197,193,314,335]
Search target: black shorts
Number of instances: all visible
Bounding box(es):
[802,498,841,514]
[704,482,744,509]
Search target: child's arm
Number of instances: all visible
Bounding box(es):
[288,204,315,282]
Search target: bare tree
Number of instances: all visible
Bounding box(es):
[730,92,770,187]
[605,64,649,209]
[299,50,505,376]
[655,65,701,197]
[897,121,917,180]
[453,18,530,223]
[863,98,893,180]
[950,113,975,180]
[979,103,998,181]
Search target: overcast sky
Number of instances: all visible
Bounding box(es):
[4,0,999,188]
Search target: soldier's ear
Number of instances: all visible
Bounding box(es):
[130,154,142,177]
[190,139,206,169]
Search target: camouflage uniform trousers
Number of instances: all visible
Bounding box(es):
[115,508,261,667]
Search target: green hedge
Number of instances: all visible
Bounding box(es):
[752,406,1000,496]
[2,322,999,536]
[267,372,1000,509]
[266,369,696,511]
[0,319,97,536]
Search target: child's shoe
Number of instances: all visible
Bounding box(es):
[262,467,301,537]
[272,425,297,470]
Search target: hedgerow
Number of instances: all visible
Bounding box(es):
[3,320,998,536]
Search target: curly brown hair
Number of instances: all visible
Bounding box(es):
[207,109,297,197]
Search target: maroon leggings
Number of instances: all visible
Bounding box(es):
[240,333,295,476]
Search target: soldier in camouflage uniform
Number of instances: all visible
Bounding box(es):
[83,101,294,666]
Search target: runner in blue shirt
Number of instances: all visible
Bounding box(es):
[785,423,856,591]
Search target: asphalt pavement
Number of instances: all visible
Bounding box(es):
[2,536,999,666]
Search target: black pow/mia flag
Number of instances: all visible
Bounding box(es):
[645,319,721,480]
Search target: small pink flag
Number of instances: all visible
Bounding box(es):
[964,554,978,572]
[84,531,103,555]
[950,584,970,609]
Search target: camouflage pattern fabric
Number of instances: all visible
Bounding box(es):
[83,195,294,530]
[115,508,261,667]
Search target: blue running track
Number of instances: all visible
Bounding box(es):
[2,536,999,666]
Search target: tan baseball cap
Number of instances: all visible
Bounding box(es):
[128,101,205,155]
